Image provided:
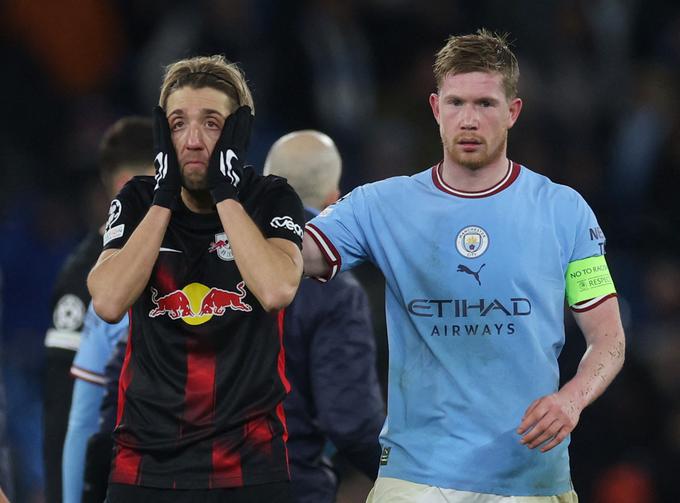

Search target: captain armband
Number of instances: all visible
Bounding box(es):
[565,255,616,306]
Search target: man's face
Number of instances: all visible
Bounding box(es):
[429,71,522,170]
[165,86,235,190]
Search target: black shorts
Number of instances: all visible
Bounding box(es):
[106,481,292,503]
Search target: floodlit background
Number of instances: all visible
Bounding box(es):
[1,1,679,501]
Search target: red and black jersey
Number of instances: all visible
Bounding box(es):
[102,169,304,489]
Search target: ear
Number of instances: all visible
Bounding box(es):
[507,97,523,129]
[429,93,440,125]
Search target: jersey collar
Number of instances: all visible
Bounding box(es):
[431,160,520,198]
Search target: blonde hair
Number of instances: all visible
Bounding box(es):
[433,29,519,99]
[159,55,254,112]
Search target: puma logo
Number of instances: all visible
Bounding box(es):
[457,264,486,286]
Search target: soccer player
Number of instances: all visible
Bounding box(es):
[264,131,385,503]
[42,116,153,503]
[87,55,304,502]
[302,30,625,502]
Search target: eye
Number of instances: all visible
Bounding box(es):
[206,119,221,129]
[449,98,463,106]
[170,120,184,131]
[479,100,493,108]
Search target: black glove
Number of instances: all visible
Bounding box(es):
[207,105,253,203]
[151,106,182,209]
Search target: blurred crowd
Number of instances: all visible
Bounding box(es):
[1,0,679,501]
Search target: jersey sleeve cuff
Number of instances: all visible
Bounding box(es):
[70,365,107,386]
[570,293,618,313]
[304,223,342,282]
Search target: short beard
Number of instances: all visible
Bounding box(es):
[444,132,507,170]
[181,170,209,192]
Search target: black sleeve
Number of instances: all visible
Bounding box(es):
[102,176,154,251]
[259,180,305,248]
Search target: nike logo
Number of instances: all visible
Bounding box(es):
[159,247,182,253]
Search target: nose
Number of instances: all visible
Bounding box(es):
[185,123,204,150]
[460,104,479,130]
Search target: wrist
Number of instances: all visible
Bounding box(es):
[210,182,239,204]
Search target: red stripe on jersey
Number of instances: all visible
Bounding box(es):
[245,416,273,457]
[116,309,134,427]
[277,310,291,394]
[210,438,243,488]
[182,338,216,430]
[276,401,290,471]
[110,444,142,485]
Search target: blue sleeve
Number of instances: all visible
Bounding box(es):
[71,303,128,384]
[567,191,606,262]
[309,274,385,478]
[305,186,373,280]
[62,379,105,503]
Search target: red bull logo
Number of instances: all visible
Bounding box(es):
[208,232,233,261]
[149,281,251,325]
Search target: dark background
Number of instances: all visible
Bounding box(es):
[1,1,679,501]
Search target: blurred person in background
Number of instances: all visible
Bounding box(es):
[87,55,304,502]
[263,130,385,503]
[42,117,154,503]
[302,30,625,502]
[57,117,154,503]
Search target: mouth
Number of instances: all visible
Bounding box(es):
[457,139,483,152]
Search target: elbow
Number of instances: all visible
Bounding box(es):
[91,295,126,323]
[258,282,299,313]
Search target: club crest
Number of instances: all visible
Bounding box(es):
[456,225,489,258]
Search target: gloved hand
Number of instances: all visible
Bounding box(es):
[207,105,253,203]
[151,106,182,209]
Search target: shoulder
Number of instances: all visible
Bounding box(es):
[115,175,155,205]
[518,164,588,207]
[241,169,299,201]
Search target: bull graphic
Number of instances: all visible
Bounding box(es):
[149,288,195,319]
[457,264,486,286]
[199,281,252,315]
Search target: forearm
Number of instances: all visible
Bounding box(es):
[217,199,301,311]
[560,313,625,412]
[559,335,624,411]
[88,205,171,322]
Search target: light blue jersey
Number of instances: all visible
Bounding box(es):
[306,162,610,496]
[63,303,128,503]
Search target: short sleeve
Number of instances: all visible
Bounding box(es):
[305,186,372,281]
[569,192,606,262]
[102,177,152,250]
[260,182,305,248]
[71,302,129,384]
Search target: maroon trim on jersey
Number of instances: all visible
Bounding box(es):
[276,401,290,472]
[181,338,216,431]
[304,223,341,282]
[246,416,274,458]
[432,160,521,198]
[210,438,243,488]
[570,293,618,313]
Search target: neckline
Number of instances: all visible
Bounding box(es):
[431,160,520,198]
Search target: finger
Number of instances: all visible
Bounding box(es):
[517,400,545,434]
[152,106,170,150]
[233,106,253,152]
[520,415,556,445]
[539,426,568,453]
[525,419,560,449]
